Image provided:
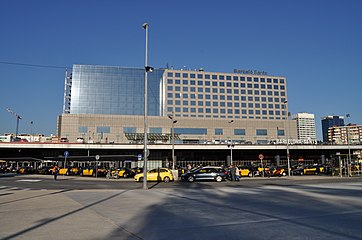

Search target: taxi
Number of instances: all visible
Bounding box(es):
[134,168,174,182]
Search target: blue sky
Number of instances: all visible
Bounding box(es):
[1,0,361,140]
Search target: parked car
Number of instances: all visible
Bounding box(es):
[134,168,174,182]
[59,167,80,175]
[181,166,227,182]
[17,166,36,174]
[303,165,324,175]
[37,166,53,175]
[111,168,135,178]
[80,167,108,177]
[291,167,304,175]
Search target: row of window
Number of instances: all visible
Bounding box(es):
[167,72,285,84]
[172,115,284,120]
[166,107,285,115]
[79,126,285,136]
[167,80,285,89]
[167,99,287,106]
[167,87,285,98]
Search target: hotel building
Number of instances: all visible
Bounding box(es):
[57,64,297,144]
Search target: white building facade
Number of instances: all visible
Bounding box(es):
[292,113,316,142]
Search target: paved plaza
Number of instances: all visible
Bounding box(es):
[0,176,362,240]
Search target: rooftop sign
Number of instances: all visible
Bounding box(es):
[234,69,268,76]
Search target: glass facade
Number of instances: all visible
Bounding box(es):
[70,65,164,116]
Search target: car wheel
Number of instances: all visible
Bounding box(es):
[123,173,128,178]
[248,172,253,177]
[300,172,304,176]
[66,171,70,176]
[138,177,144,182]
[215,176,223,182]
[164,176,170,183]
[187,176,195,182]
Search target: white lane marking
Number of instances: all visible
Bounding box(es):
[16,179,42,182]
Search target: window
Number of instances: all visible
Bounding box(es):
[256,129,267,136]
[167,86,173,91]
[123,127,135,134]
[190,74,195,78]
[205,74,210,79]
[219,75,225,80]
[197,74,203,79]
[233,76,238,80]
[198,81,203,85]
[175,80,181,84]
[215,128,224,135]
[174,128,207,135]
[190,80,196,85]
[167,72,173,77]
[234,129,246,135]
[79,126,88,133]
[183,73,188,78]
[278,129,285,136]
[212,75,217,79]
[150,128,162,133]
[97,126,110,133]
[167,79,173,84]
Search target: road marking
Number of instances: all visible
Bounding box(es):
[16,179,42,182]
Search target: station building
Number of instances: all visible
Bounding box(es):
[57,64,297,144]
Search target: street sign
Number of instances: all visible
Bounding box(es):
[64,151,69,157]
[258,154,264,160]
[95,155,100,160]
[137,154,142,161]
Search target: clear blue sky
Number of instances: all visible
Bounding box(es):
[1,0,361,140]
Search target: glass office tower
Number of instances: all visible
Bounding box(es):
[321,116,345,143]
[69,64,164,116]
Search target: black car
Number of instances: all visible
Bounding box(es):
[181,167,227,182]
[291,168,304,175]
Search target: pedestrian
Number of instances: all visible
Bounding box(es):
[230,165,236,181]
[53,165,58,181]
[235,165,240,181]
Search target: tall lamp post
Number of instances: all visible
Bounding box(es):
[346,114,351,177]
[283,101,291,176]
[168,112,177,170]
[142,22,153,190]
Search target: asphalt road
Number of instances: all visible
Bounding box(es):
[1,175,362,240]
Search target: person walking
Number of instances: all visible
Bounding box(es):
[235,165,240,181]
[230,165,236,181]
[53,165,59,181]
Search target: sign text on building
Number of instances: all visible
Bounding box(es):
[234,69,268,76]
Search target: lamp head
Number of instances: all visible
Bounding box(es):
[142,23,149,29]
[145,66,154,72]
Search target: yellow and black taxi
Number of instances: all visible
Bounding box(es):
[303,165,324,175]
[134,168,174,182]
[58,167,80,175]
[80,166,108,177]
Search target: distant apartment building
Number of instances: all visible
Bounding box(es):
[328,124,362,144]
[292,113,316,142]
[321,116,344,142]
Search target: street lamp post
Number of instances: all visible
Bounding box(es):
[346,114,351,177]
[283,101,291,176]
[142,22,153,190]
[168,112,177,170]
